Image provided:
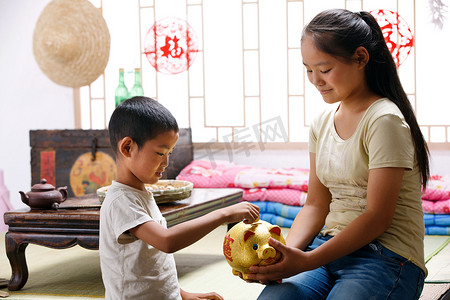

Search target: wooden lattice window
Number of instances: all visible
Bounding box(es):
[77,0,450,150]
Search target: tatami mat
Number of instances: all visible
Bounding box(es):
[0,228,449,299]
[425,235,450,263]
[0,234,104,298]
[426,239,450,283]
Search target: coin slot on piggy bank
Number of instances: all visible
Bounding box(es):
[223,220,286,280]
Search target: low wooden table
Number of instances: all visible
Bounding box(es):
[4,188,243,291]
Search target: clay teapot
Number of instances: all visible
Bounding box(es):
[19,178,68,209]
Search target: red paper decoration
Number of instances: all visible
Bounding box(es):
[370,9,414,68]
[144,18,199,74]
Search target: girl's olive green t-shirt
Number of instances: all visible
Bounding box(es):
[309,98,426,275]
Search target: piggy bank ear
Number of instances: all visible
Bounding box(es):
[269,226,281,237]
[244,230,255,242]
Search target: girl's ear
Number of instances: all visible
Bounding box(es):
[118,137,134,158]
[354,46,370,68]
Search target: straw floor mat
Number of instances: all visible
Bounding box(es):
[0,227,449,299]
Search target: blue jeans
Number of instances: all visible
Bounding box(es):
[258,234,425,300]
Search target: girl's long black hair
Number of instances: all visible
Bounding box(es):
[303,9,430,188]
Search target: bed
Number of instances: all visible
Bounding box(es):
[177,160,450,235]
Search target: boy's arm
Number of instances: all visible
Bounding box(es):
[129,201,259,253]
[180,288,223,300]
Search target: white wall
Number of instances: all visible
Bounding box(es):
[428,151,450,176]
[0,0,74,209]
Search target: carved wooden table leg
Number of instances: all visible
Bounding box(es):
[5,232,29,291]
[0,278,8,288]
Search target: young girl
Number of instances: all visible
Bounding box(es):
[248,9,429,300]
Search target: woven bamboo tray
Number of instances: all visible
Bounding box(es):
[97,180,193,204]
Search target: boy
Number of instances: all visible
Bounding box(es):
[100,97,259,300]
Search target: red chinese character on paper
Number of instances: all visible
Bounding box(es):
[144,18,198,75]
[370,10,414,68]
[160,36,184,59]
[40,151,55,186]
[223,234,235,262]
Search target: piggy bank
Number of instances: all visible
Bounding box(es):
[223,220,286,280]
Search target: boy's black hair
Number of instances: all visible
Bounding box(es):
[108,96,179,155]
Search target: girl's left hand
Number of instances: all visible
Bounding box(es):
[247,237,309,283]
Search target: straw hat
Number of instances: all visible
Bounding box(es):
[33,0,110,88]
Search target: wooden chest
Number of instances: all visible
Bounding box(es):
[30,129,193,197]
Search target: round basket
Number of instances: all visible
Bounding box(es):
[97,180,193,204]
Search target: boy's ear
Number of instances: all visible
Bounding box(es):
[354,46,369,68]
[118,137,134,158]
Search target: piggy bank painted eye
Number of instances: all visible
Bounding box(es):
[223,220,286,281]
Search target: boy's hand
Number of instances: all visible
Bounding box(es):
[223,201,260,224]
[180,289,223,300]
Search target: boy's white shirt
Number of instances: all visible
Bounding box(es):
[99,181,181,300]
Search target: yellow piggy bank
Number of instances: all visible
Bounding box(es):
[223,220,286,280]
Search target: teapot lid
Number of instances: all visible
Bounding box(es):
[31,178,55,192]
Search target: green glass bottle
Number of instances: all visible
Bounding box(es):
[114,68,129,107]
[128,68,144,98]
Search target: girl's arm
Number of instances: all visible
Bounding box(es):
[129,201,259,253]
[303,166,403,268]
[285,153,331,250]
[248,165,404,282]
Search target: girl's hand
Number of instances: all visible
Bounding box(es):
[246,237,309,283]
[222,201,260,224]
[180,289,223,300]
